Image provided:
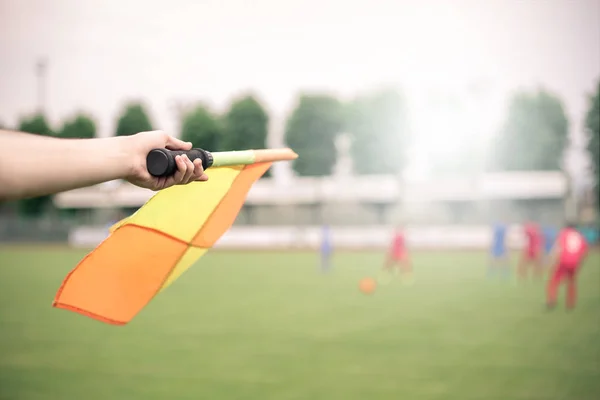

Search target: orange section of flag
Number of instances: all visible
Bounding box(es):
[53,225,187,325]
[191,163,271,247]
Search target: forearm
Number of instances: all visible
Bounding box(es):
[0,130,132,200]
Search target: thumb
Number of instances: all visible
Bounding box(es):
[165,135,193,151]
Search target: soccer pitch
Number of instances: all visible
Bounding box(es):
[0,248,598,400]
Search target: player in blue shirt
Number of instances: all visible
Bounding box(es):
[488,222,509,278]
[542,225,557,265]
[320,225,333,272]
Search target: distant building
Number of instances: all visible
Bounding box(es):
[54,170,570,226]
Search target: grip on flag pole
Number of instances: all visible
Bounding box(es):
[146,148,214,177]
[147,147,298,177]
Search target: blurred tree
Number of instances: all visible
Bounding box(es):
[491,89,569,171]
[18,114,54,137]
[346,88,409,175]
[180,104,222,151]
[17,114,55,217]
[58,113,96,139]
[284,94,344,176]
[222,95,270,177]
[115,102,153,136]
[585,80,600,207]
[222,95,269,151]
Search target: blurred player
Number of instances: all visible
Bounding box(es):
[542,225,558,265]
[488,222,509,278]
[320,225,333,273]
[546,222,588,310]
[517,222,544,280]
[384,226,412,282]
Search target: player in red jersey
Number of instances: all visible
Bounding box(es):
[384,226,412,279]
[546,223,589,310]
[517,222,544,280]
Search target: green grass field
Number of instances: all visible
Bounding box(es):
[0,248,599,400]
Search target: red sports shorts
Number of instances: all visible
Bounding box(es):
[551,262,579,281]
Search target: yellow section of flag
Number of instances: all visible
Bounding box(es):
[111,166,244,242]
[160,247,208,291]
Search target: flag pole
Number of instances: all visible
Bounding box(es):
[146,148,298,177]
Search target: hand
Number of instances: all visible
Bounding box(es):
[123,130,209,191]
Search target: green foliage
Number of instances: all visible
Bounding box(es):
[491,89,569,171]
[180,104,223,151]
[585,80,600,206]
[284,94,344,176]
[346,88,409,175]
[18,114,54,137]
[17,114,55,216]
[222,95,269,151]
[115,103,153,136]
[58,113,96,139]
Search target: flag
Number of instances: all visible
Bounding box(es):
[53,162,271,325]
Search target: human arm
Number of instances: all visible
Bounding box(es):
[0,130,208,200]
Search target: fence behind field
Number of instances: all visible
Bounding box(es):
[66,224,571,250]
[2,220,597,249]
[0,217,72,243]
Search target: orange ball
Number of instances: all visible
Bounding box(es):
[359,277,376,294]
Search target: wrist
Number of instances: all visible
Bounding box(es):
[112,135,137,180]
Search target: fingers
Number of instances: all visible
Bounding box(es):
[165,135,193,151]
[164,135,207,183]
[193,158,209,181]
[169,155,188,185]
[181,155,196,184]
[163,155,208,188]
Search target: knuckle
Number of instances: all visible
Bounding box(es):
[156,130,168,140]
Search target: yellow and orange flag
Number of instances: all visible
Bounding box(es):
[53,149,293,325]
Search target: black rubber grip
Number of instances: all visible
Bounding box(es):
[146,148,214,177]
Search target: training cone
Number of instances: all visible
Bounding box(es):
[359,277,377,295]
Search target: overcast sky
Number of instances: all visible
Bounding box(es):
[1,0,599,179]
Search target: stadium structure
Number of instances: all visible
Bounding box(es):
[54,168,570,250]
